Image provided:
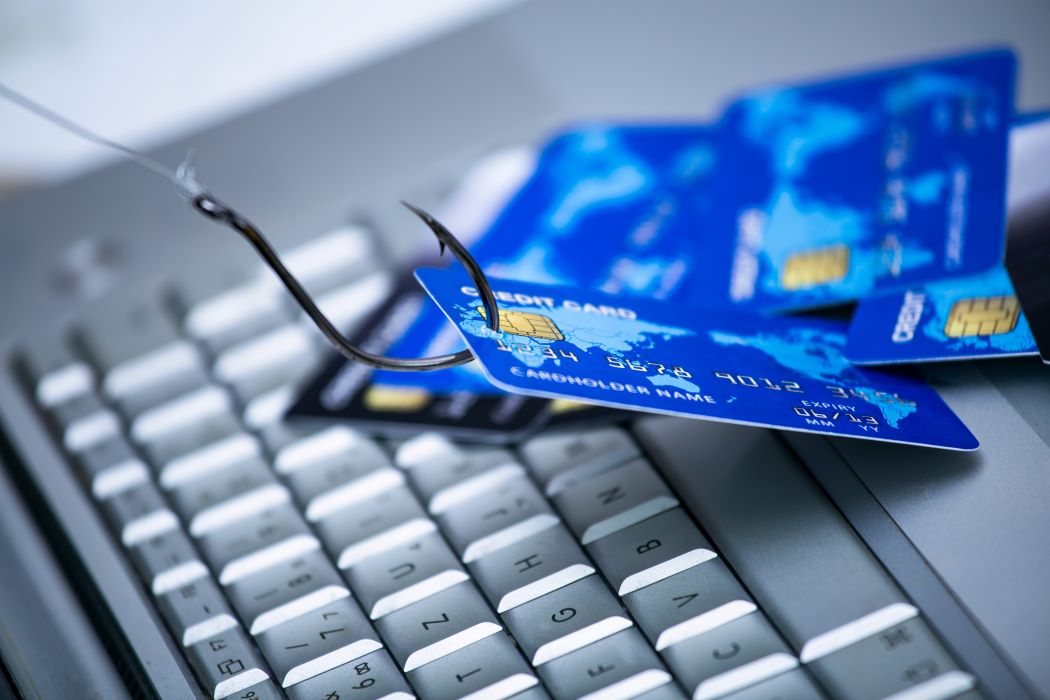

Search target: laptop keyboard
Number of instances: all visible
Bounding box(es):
[18,221,984,700]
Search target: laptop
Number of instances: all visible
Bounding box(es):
[1,1,1048,698]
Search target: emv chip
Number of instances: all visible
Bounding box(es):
[478,307,564,341]
[781,245,850,290]
[944,295,1021,337]
[363,385,431,412]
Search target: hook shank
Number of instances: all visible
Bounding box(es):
[192,194,500,371]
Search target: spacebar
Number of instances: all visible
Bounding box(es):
[633,417,911,661]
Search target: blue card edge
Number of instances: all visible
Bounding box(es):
[414,269,979,451]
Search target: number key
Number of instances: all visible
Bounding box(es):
[286,649,414,700]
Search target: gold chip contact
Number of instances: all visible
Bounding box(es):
[363,385,431,412]
[781,244,850,290]
[478,307,564,341]
[944,295,1021,337]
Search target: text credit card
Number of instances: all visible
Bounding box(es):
[699,49,1015,312]
[416,268,979,450]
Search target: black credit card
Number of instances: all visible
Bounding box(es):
[288,275,552,442]
[1006,196,1050,364]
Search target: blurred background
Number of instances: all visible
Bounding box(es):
[0,0,517,193]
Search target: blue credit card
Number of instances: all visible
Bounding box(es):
[375,123,720,393]
[698,49,1015,312]
[845,266,1037,365]
[415,268,979,450]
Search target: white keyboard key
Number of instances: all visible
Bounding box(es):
[316,487,436,570]
[586,508,716,595]
[100,481,179,546]
[257,227,374,294]
[520,427,640,496]
[169,457,289,536]
[286,648,415,700]
[23,335,94,407]
[468,525,594,613]
[198,505,320,584]
[406,445,523,515]
[374,582,502,672]
[75,435,149,498]
[186,627,270,699]
[160,432,263,489]
[226,550,350,635]
[128,528,209,594]
[553,458,677,544]
[255,597,382,687]
[438,477,559,563]
[305,271,392,334]
[347,533,469,619]
[537,628,672,700]
[157,577,240,647]
[130,385,232,446]
[405,632,539,700]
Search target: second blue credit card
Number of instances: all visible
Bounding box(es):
[375,122,720,394]
[698,49,1015,312]
[416,268,979,450]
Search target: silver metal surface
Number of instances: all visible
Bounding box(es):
[168,456,288,536]
[719,669,826,700]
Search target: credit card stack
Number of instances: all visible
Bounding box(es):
[294,48,1050,451]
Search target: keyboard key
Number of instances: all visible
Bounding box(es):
[347,533,469,620]
[624,559,757,651]
[375,582,502,672]
[438,477,559,563]
[286,648,414,700]
[807,615,965,700]
[243,384,300,430]
[169,457,289,536]
[315,487,436,569]
[275,426,386,475]
[128,528,209,594]
[109,357,209,420]
[226,681,285,700]
[394,432,461,471]
[100,481,179,546]
[468,525,594,613]
[177,277,294,355]
[633,419,912,659]
[634,685,688,700]
[226,550,351,634]
[157,577,239,647]
[278,432,399,522]
[502,575,633,666]
[214,324,322,403]
[159,432,263,488]
[305,271,392,336]
[405,444,524,516]
[520,427,640,496]
[144,410,242,468]
[553,458,677,544]
[406,633,539,700]
[257,227,375,296]
[719,668,826,700]
[661,612,797,700]
[537,628,672,700]
[52,392,121,453]
[22,334,94,407]
[586,508,716,595]
[75,435,149,498]
[255,597,382,687]
[186,627,270,699]
[198,505,320,584]
[131,384,233,448]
